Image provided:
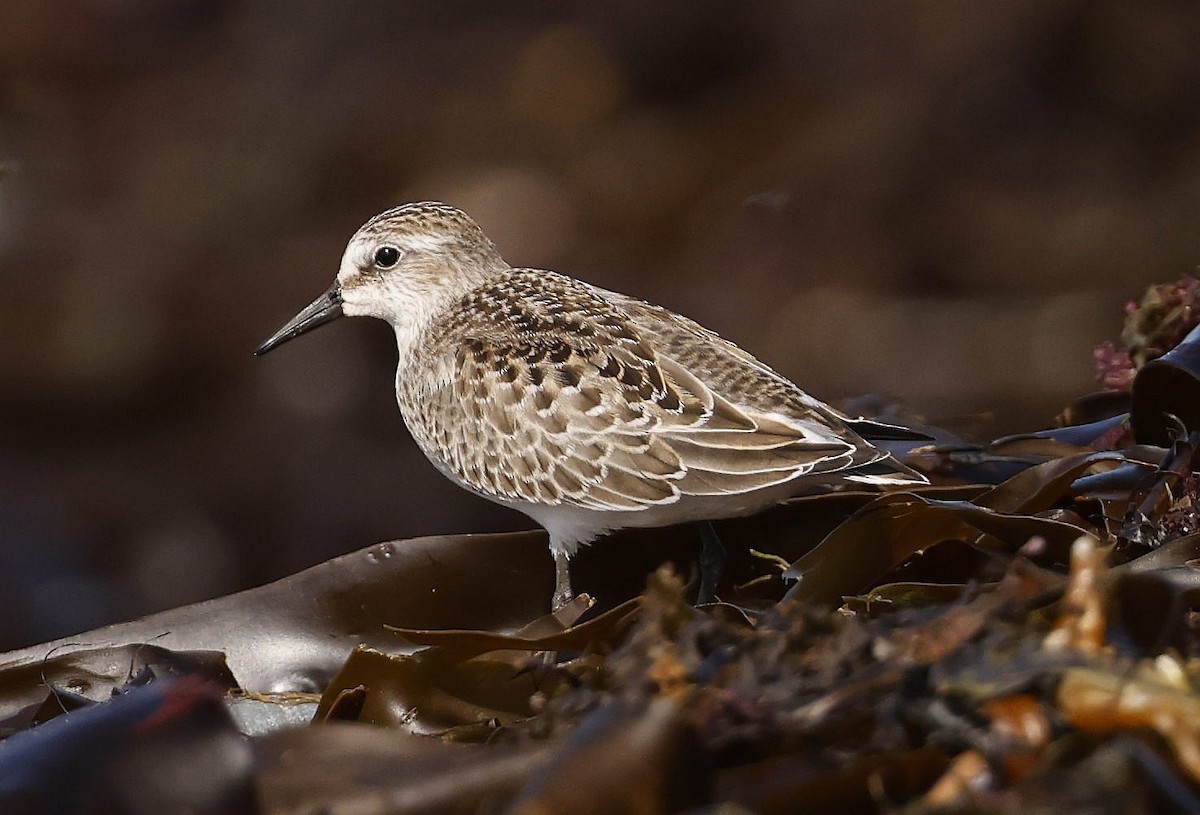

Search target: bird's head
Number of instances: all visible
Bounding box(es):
[255,202,507,356]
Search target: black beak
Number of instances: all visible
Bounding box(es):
[254,283,344,356]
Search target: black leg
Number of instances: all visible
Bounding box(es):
[696,520,726,604]
[553,551,573,610]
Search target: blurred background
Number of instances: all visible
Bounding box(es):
[1,0,1198,649]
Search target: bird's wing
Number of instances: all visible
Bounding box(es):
[597,287,921,493]
[413,269,890,511]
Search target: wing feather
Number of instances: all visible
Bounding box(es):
[400,269,918,515]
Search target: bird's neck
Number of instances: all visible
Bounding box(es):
[391,263,509,373]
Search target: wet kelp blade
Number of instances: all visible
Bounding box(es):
[783,493,1090,606]
[316,645,542,732]
[316,599,640,731]
[0,531,555,719]
[783,451,1140,607]
[1132,322,1200,445]
[384,597,640,662]
[0,645,237,734]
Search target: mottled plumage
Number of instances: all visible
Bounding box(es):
[257,202,926,607]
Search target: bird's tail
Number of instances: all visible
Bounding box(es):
[842,457,928,487]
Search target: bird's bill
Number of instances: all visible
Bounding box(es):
[254,283,344,356]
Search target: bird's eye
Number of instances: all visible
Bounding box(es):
[373,245,402,269]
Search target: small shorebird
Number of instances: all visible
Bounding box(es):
[256,202,925,608]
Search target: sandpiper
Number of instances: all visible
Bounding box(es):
[256,202,926,608]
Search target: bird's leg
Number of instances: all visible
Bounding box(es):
[552,551,574,610]
[696,520,726,604]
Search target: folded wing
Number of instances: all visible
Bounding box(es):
[408,269,921,513]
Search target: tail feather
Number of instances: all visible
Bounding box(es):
[842,456,927,487]
[844,418,933,442]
